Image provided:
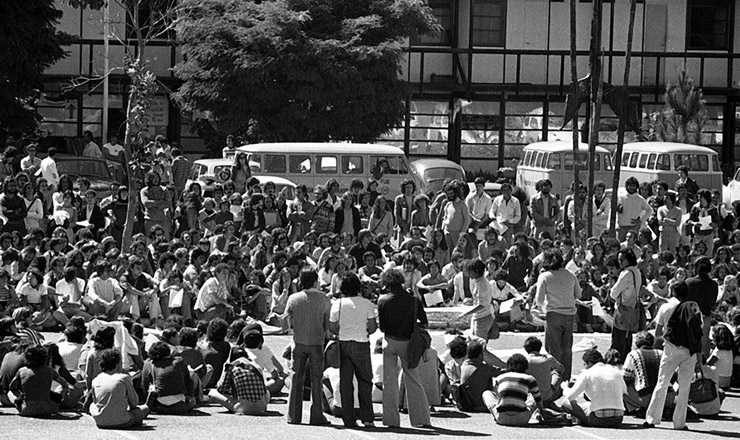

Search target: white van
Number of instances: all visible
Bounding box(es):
[185,158,296,198]
[237,142,447,198]
[516,141,614,199]
[619,142,722,190]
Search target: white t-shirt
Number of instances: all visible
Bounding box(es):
[103,142,124,156]
[56,278,85,305]
[17,282,46,304]
[330,296,375,343]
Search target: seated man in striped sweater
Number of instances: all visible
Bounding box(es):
[482,353,543,426]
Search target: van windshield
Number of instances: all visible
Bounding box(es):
[674,154,709,171]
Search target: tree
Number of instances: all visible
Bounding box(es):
[174,0,440,142]
[568,0,582,242]
[0,1,76,138]
[647,69,707,145]
[67,0,177,250]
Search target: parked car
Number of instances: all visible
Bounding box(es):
[409,158,466,196]
[55,154,122,200]
[185,158,296,198]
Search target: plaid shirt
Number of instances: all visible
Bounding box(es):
[217,359,266,402]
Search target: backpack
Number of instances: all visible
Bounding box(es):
[664,301,703,355]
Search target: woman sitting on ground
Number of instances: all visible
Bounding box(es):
[208,346,270,415]
[9,345,70,418]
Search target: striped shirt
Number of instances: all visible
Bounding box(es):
[492,372,541,413]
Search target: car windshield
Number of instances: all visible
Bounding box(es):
[57,159,112,180]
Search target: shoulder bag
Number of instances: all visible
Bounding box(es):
[407,293,431,369]
[689,363,718,404]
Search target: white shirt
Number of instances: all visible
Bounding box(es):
[103,142,124,157]
[56,278,86,305]
[330,296,375,343]
[83,141,103,158]
[39,156,59,188]
[246,346,277,374]
[466,191,493,221]
[489,195,521,232]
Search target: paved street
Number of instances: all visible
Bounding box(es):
[2,330,739,440]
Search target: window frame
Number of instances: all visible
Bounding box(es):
[471,0,507,47]
[341,155,364,175]
[686,0,732,51]
[316,155,339,174]
[410,0,454,46]
[289,154,312,174]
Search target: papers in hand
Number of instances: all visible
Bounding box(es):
[52,210,70,225]
[76,220,91,228]
[168,288,184,308]
[423,290,444,307]
[698,215,712,230]
[460,303,486,317]
[499,298,516,315]
[591,297,606,317]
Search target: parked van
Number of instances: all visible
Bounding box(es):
[516,141,614,199]
[185,158,296,198]
[619,142,721,190]
[237,142,453,199]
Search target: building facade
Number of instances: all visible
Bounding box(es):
[39,0,740,173]
[380,0,740,175]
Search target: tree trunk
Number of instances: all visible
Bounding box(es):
[587,0,603,239]
[569,0,581,243]
[609,0,637,237]
[121,77,140,252]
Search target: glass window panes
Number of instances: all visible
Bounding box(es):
[713,155,720,171]
[629,152,639,168]
[289,155,311,173]
[316,155,337,174]
[564,153,590,170]
[461,100,499,159]
[409,100,449,156]
[472,0,506,47]
[263,155,286,174]
[341,156,363,174]
[548,153,562,169]
[656,154,671,170]
[411,0,453,45]
[603,154,613,171]
[396,156,408,174]
[687,1,730,50]
[622,152,630,166]
[674,154,709,171]
[535,152,545,168]
[371,156,401,175]
[647,153,657,169]
[638,153,648,168]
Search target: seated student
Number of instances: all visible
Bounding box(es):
[141,341,197,414]
[237,324,287,395]
[89,349,151,429]
[707,324,734,390]
[416,261,449,306]
[176,327,213,402]
[199,318,231,389]
[560,348,626,428]
[370,338,384,403]
[622,331,673,415]
[689,361,724,418]
[208,347,269,415]
[523,336,564,408]
[9,345,70,418]
[0,341,30,407]
[444,336,468,389]
[450,260,475,306]
[455,340,502,412]
[482,354,543,426]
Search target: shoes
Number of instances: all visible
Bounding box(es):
[344,422,358,428]
[310,419,331,426]
[362,422,375,428]
[642,422,654,428]
[677,425,689,431]
[413,424,434,429]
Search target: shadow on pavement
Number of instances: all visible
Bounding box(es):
[431,409,471,419]
[691,430,740,438]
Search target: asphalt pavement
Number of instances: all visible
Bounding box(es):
[2,330,739,440]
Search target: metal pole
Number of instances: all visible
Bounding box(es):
[102,0,110,144]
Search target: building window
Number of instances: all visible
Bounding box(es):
[687,0,731,50]
[411,0,453,45]
[472,0,506,47]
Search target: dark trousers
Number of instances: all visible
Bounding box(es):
[610,327,633,364]
[339,341,373,426]
[545,312,575,381]
[288,343,325,425]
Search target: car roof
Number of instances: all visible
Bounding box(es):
[622,142,718,154]
[523,141,610,154]
[55,154,108,164]
[193,158,232,167]
[237,142,403,155]
[254,175,296,187]
[410,158,464,170]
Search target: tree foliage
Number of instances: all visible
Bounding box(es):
[174,0,440,142]
[647,69,707,145]
[0,1,77,137]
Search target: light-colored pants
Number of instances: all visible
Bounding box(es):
[482,390,533,426]
[660,228,680,252]
[382,337,430,427]
[645,341,696,430]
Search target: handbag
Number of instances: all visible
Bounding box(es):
[689,364,718,404]
[407,292,431,369]
[323,299,342,369]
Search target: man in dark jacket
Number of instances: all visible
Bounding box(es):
[644,280,703,431]
[685,256,717,358]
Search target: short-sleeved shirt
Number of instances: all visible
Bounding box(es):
[285,289,330,346]
[330,296,375,343]
[17,283,46,304]
[90,372,136,427]
[246,346,277,374]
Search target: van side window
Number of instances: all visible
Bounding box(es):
[590,154,600,171]
[316,155,338,174]
[535,152,545,168]
[524,150,532,166]
[250,154,262,173]
[396,156,408,174]
[341,156,364,174]
[603,154,613,171]
[713,155,720,172]
[647,153,657,169]
[622,152,629,167]
[547,153,561,169]
[371,156,397,176]
[638,153,648,169]
[696,154,708,171]
[289,155,312,173]
[656,154,670,170]
[629,152,639,168]
[263,154,286,173]
[190,164,204,180]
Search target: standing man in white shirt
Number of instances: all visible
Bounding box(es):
[82,130,103,158]
[617,177,652,241]
[20,144,41,178]
[489,183,521,246]
[466,177,492,242]
[38,147,60,190]
[103,133,125,164]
